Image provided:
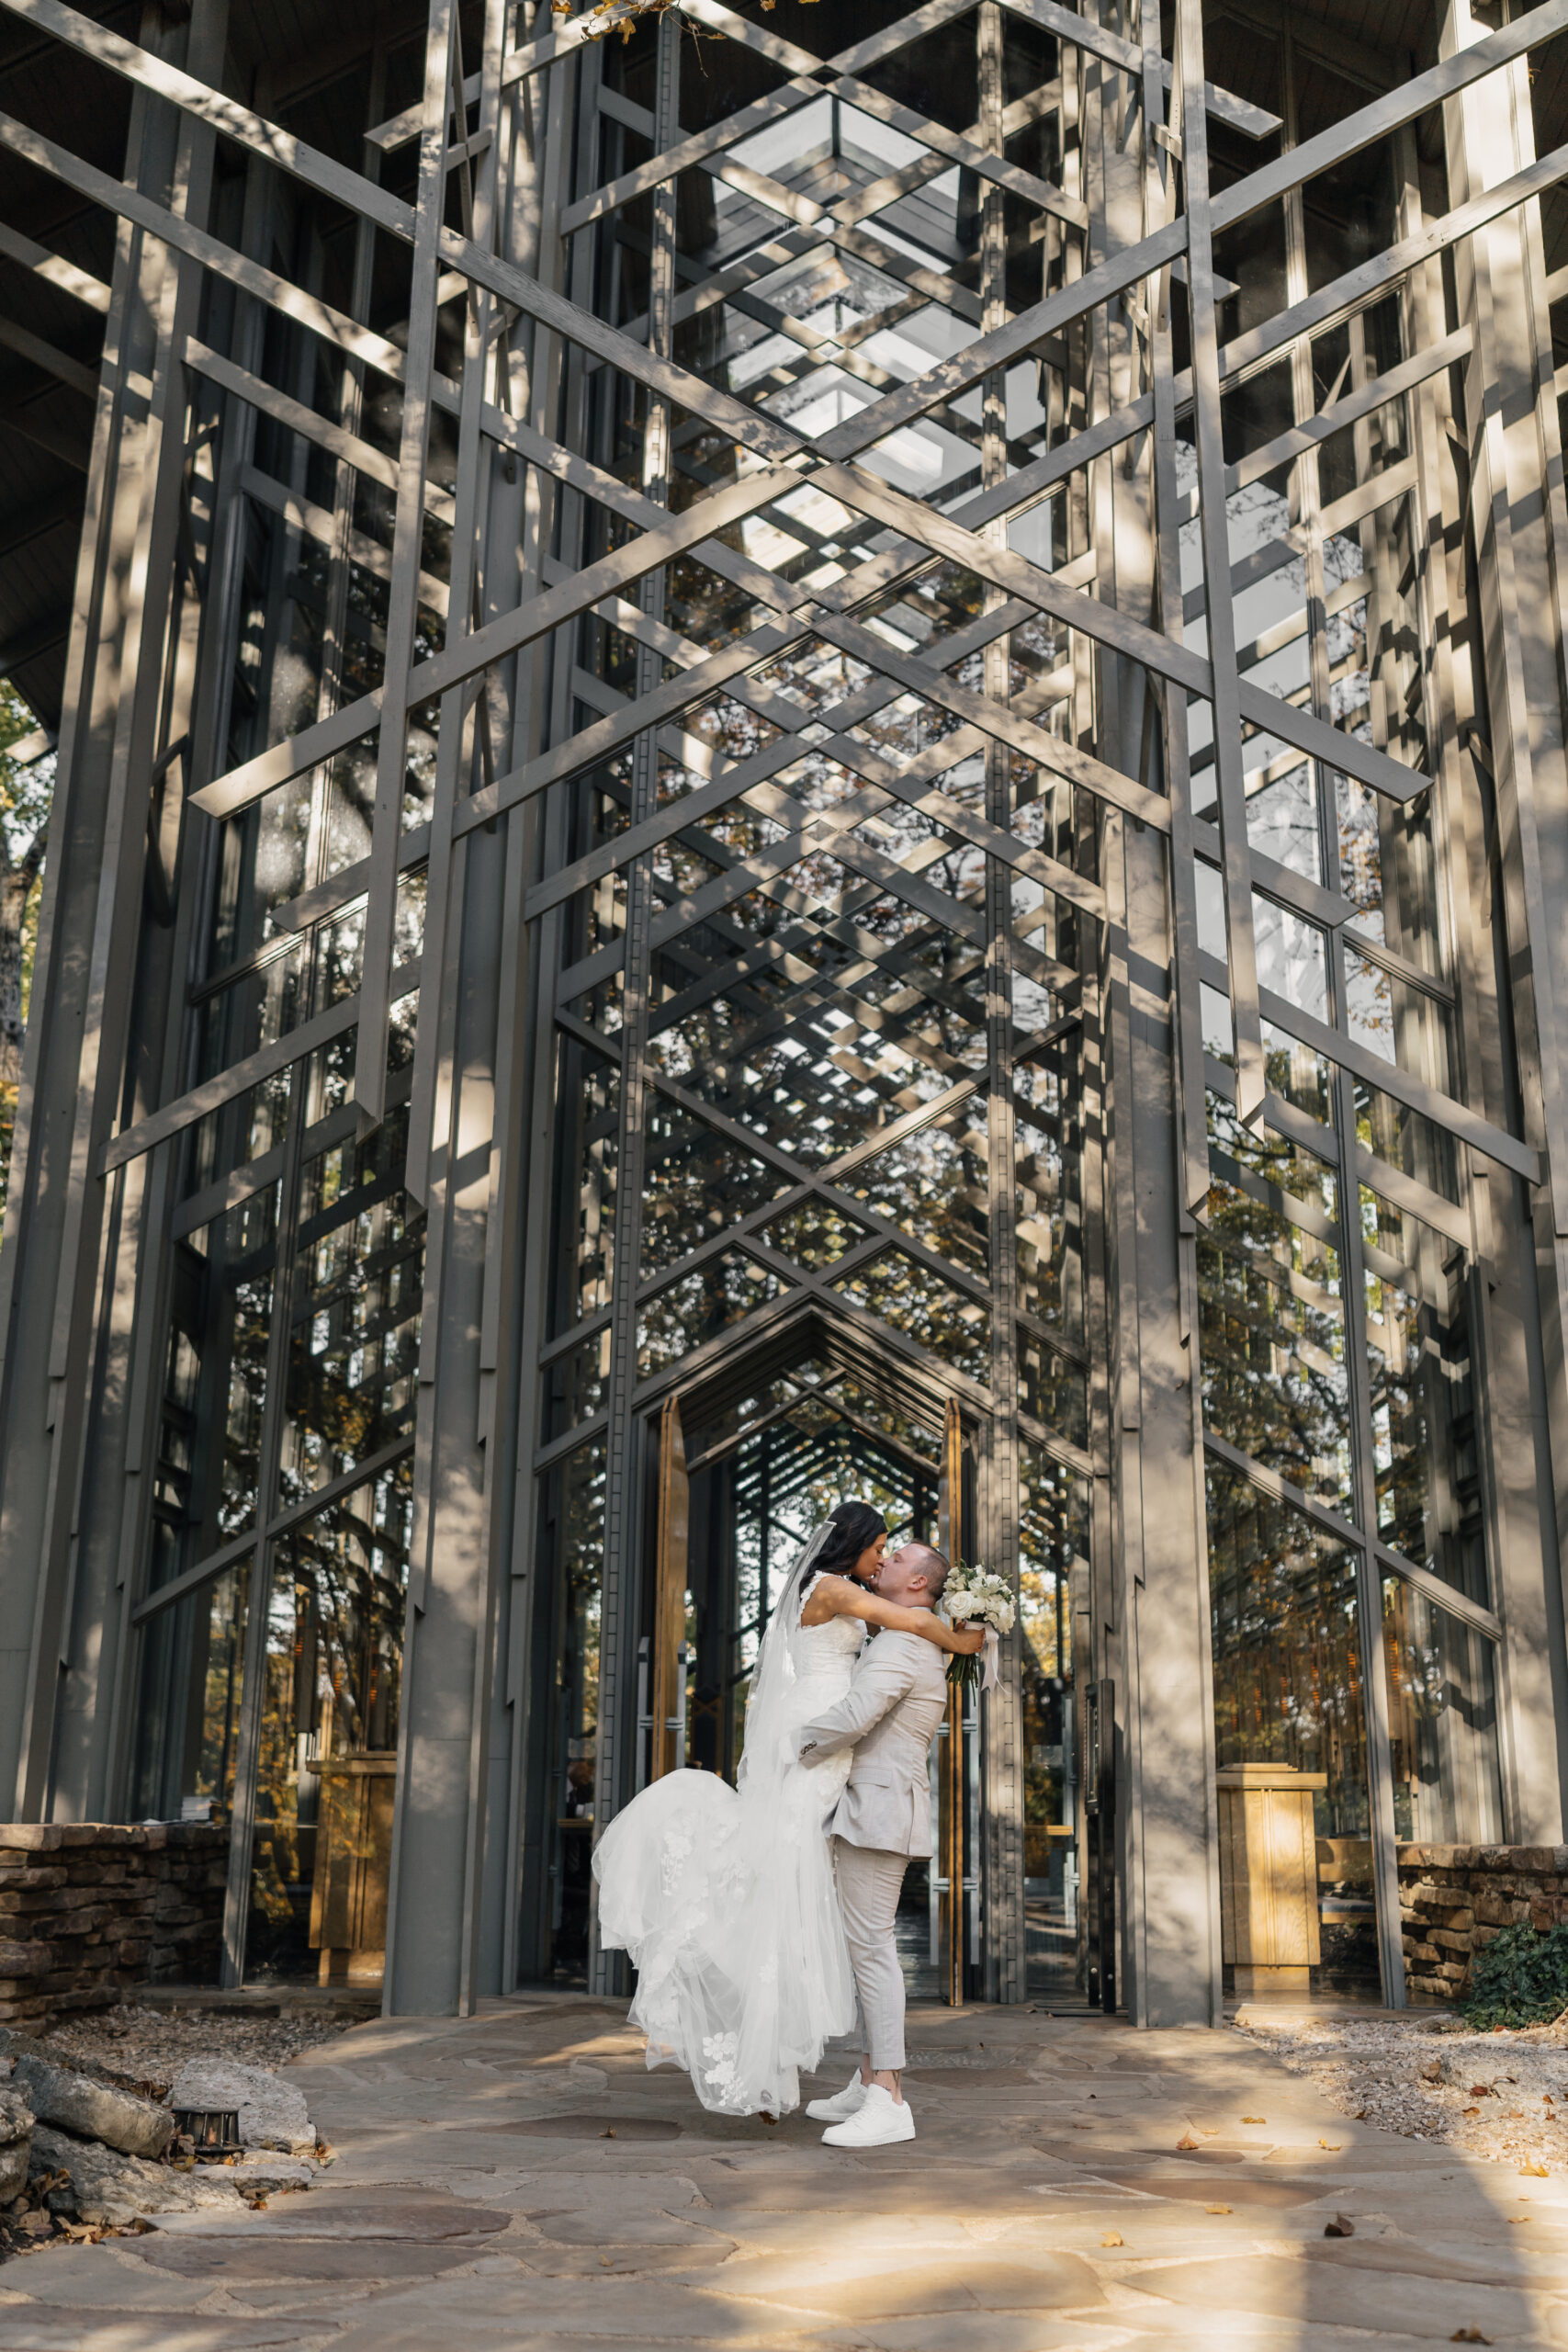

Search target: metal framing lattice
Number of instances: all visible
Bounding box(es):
[2,0,1568,2020]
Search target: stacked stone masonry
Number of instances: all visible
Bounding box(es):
[1399,1844,1568,2001]
[0,1824,227,2027]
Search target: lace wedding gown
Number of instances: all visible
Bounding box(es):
[593,1609,863,2117]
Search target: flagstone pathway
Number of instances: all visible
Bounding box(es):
[3,1992,1567,2348]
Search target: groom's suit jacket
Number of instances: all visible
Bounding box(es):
[795,1629,947,1858]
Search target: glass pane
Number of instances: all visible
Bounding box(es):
[244,1456,413,1984]
[834,1249,990,1383]
[1361,1186,1486,1605]
[532,1440,605,1984]
[850,1112,989,1283]
[1200,1093,1350,1513]
[1206,1463,1377,1990]
[150,1210,277,1591]
[281,1110,423,1508]
[1383,1577,1503,1848]
[130,1559,252,1829]
[1021,1441,1085,2000]
[637,1252,788,1376]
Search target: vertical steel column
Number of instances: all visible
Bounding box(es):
[1177,0,1265,1126]
[384,0,518,2019]
[1143,1,1222,2024]
[351,0,456,1132]
[43,0,232,1824]
[1400,119,1562,1838]
[1442,0,1568,1842]
[0,5,231,1819]
[502,20,594,1996]
[590,9,682,1996]
[976,0,1024,2008]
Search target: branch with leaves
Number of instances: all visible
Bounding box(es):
[0,686,54,1092]
[549,0,807,35]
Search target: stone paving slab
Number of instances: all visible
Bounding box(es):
[6,1993,1568,2343]
[0,2318,321,2350]
[1123,2250,1555,2338]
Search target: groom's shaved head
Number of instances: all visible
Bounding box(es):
[880,1543,950,1605]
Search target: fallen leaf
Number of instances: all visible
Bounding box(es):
[1176,2132,1200,2151]
[1508,2217,1530,2226]
[1520,2163,1550,2177]
[1204,2204,1233,2215]
[1319,2140,1342,2151]
[1324,2220,1353,2239]
[1240,2116,1266,2124]
[1450,2331,1491,2345]
[601,2128,616,2140]
[1100,2231,1123,2247]
[1462,2107,1481,2117]
[1468,2085,1495,2098]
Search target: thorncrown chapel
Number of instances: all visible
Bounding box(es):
[0,0,1563,2024]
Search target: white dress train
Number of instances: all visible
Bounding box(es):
[592,1611,864,2116]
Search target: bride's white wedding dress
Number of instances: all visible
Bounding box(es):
[593,1605,863,2117]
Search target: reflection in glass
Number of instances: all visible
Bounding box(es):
[1361,1188,1485,1605]
[1021,1441,1085,1997]
[280,1111,423,1507]
[1207,1464,1377,1986]
[637,1253,787,1377]
[534,1441,604,1983]
[1382,1577,1503,1847]
[834,1249,989,1384]
[851,1113,987,1281]
[130,1560,251,1827]
[150,1212,275,1589]
[1200,1096,1350,1513]
[245,1457,412,1983]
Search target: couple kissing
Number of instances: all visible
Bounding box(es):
[593,1499,985,2147]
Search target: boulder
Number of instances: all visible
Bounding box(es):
[11,2052,175,2158]
[28,2122,242,2226]
[165,2059,313,2155]
[0,2082,32,2201]
[230,2153,318,2193]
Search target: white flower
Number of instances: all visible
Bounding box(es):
[943,1558,1016,1638]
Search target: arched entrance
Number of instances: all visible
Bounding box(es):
[523,1278,1087,2006]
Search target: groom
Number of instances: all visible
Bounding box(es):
[795,1540,951,2148]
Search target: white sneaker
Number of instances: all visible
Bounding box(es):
[806,2070,868,2124]
[821,2084,916,2147]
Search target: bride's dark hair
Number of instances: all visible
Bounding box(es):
[809,1499,887,1582]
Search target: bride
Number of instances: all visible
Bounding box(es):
[592,1499,981,2118]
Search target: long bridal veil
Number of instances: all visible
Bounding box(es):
[592,1521,857,2115]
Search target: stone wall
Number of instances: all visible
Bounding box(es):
[0,1825,228,2028]
[1398,1842,1568,2002]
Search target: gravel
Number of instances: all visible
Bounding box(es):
[1235,2010,1568,2170]
[34,2004,354,2094]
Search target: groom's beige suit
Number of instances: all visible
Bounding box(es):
[796,1629,948,2073]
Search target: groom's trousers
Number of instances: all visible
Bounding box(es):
[832,1839,908,2073]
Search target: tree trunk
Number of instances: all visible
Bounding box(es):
[0,854,39,1089]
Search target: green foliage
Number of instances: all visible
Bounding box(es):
[0,678,54,1230]
[1462,1921,1568,2030]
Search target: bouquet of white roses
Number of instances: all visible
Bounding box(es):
[942,1560,1016,1690]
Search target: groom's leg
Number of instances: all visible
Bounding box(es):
[833,1839,908,2100]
